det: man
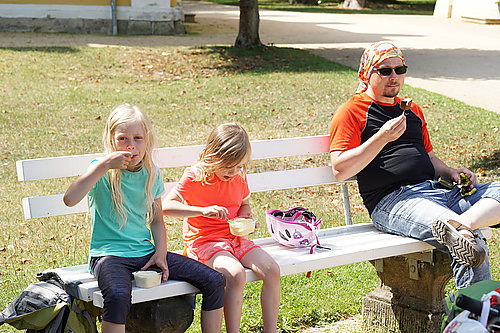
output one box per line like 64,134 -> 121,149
329,41 -> 500,288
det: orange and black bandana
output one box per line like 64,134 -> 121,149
356,41 -> 406,94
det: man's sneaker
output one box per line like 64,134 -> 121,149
432,219 -> 486,267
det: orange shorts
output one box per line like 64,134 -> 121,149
187,237 -> 259,262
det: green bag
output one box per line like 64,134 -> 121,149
0,271 -> 100,333
442,280 -> 500,331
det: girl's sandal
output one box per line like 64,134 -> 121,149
432,219 -> 486,267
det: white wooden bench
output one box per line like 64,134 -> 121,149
16,135 -> 461,332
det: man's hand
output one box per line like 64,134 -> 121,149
331,113 -> 407,182
450,168 -> 477,187
378,113 -> 407,143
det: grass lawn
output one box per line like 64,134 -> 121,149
0,42 -> 499,332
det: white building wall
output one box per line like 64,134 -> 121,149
434,0 -> 499,18
0,0 -> 185,35
0,0 -> 179,21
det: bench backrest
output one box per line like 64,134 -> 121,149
16,135 -> 354,224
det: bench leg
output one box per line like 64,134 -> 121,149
126,295 -> 195,333
362,250 -> 452,333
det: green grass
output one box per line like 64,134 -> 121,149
202,0 -> 437,15
1,44 -> 499,333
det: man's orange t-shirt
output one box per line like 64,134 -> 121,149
329,93 -> 435,214
329,93 -> 433,153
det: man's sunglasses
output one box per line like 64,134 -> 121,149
374,66 -> 408,76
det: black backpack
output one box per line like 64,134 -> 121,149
0,271 -> 100,333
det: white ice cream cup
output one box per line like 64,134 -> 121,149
228,217 -> 256,236
133,270 -> 161,289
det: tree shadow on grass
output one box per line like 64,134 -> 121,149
199,45 -> 354,74
0,44 -> 353,75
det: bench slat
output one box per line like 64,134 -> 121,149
248,223 -> 434,279
247,166 -> 336,192
249,136 -> 330,159
16,136 -> 330,181
153,135 -> 329,168
16,153 -> 103,181
94,280 -> 200,308
21,166 -> 341,219
21,195 -> 88,219
153,145 -> 203,168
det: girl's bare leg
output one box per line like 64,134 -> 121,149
205,251 -> 247,333
101,321 -> 125,333
241,247 -> 281,333
201,307 -> 223,333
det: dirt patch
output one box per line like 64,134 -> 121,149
301,315 -> 366,333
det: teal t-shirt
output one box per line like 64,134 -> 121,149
88,161 -> 165,258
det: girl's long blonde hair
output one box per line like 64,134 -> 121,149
196,122 -> 252,184
102,104 -> 158,227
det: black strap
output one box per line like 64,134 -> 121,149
71,302 -> 96,333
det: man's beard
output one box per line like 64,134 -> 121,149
383,86 -> 400,98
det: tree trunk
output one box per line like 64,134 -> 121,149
342,0 -> 366,9
234,0 -> 263,49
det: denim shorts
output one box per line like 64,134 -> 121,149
90,251 -> 225,325
371,180 -> 500,288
